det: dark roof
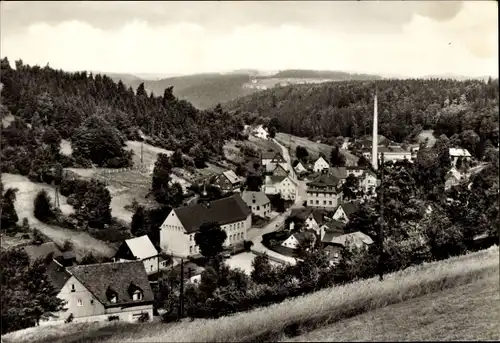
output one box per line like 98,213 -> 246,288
62,251 -> 76,260
308,173 -> 341,188
271,153 -> 286,163
322,219 -> 346,231
23,242 -> 62,262
67,261 -> 154,308
173,194 -> 251,234
322,229 -> 347,244
173,261 -> 205,278
293,230 -> 316,245
46,260 -> 72,293
340,202 -> 359,217
329,167 -> 348,179
291,207 -> 314,221
378,146 -> 409,154
310,210 -> 328,226
268,175 -> 288,184
346,166 -> 367,171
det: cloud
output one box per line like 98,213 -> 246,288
0,1 -> 497,77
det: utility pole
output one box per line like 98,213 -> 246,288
378,153 -> 385,282
178,258 -> 184,320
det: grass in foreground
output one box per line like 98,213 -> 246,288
3,246 -> 498,343
283,271 -> 500,342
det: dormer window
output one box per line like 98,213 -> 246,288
106,286 -> 118,304
132,290 -> 143,301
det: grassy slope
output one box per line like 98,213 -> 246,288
4,247 -> 498,343
275,132 -> 359,166
0,173 -> 114,259
284,272 -> 499,342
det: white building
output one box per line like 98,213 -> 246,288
376,146 -> 412,163
113,235 -> 167,275
294,161 -> 307,174
332,203 -> 359,224
306,173 -> 343,209
160,194 -> 252,257
449,148 -> 472,167
262,151 -> 288,172
359,170 -> 378,194
253,125 -> 269,139
241,191 -> 272,217
263,174 -> 298,200
281,230 -> 317,250
313,156 -> 330,172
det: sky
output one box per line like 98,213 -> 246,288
1,1 -> 498,78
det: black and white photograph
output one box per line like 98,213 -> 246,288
0,1 -> 498,342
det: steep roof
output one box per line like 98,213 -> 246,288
314,156 -> 329,165
241,191 -> 270,206
271,153 -> 286,163
293,230 -> 317,245
124,235 -> 158,260
309,209 -> 328,226
267,175 -> 288,185
378,146 -> 409,154
307,173 -> 341,188
449,148 -> 472,157
339,202 -> 359,217
262,151 -> 282,160
46,260 -> 72,293
222,170 -> 241,184
173,194 -> 251,234
322,228 -> 346,243
322,220 -> 346,232
328,231 -> 374,248
67,261 -> 154,308
346,165 -> 367,171
23,242 -> 62,262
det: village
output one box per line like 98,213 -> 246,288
9,94 -> 485,327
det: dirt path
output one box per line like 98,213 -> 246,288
1,173 -> 115,259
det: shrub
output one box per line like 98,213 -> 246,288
108,316 -> 119,322
138,312 -> 150,323
64,313 -> 74,324
243,240 -> 254,252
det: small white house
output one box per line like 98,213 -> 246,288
253,125 -> 269,140
449,148 -> 472,167
313,156 -> 330,173
294,161 -> 307,174
241,191 -> 272,217
113,235 -> 164,275
359,170 -> 378,194
263,175 -> 298,200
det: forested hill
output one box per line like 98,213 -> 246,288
225,78 -> 499,156
0,57 -> 245,177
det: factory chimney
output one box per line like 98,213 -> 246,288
372,88 -> 379,170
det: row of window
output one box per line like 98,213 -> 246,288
310,199 -> 335,206
307,192 -> 339,197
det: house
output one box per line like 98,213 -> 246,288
377,146 -> 412,163
346,166 -> 367,178
113,235 -> 167,275
172,261 -> 206,284
449,148 -> 472,167
281,230 -> 317,250
332,202 -> 359,224
160,194 -> 252,258
23,242 -> 63,264
328,167 -> 348,182
263,174 -> 298,200
262,151 -> 288,173
327,231 -> 374,250
313,156 -> 330,172
294,161 -> 307,174
212,170 -> 243,193
241,191 -> 272,217
269,163 -> 289,176
445,167 -> 465,190
253,125 -> 269,139
42,261 -> 154,325
306,173 -> 343,209
304,209 -> 330,233
359,170 -> 378,194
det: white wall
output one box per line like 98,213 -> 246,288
250,201 -> 271,217
160,210 -> 190,257
277,177 -> 297,200
307,191 -> 341,208
282,235 -> 299,249
313,158 -> 330,172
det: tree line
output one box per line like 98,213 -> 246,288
226,78 -> 499,159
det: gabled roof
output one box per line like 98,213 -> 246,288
262,151 -> 283,160
362,169 -> 377,178
378,146 -> 410,154
67,261 -> 154,308
293,230 -> 317,245
322,228 -> 346,243
222,170 -> 241,185
241,191 -> 270,206
322,219 -> 346,232
308,209 -> 328,226
23,242 -> 62,262
449,148 -> 472,157
338,202 -> 359,217
46,259 -> 72,293
346,165 -> 367,171
270,153 -> 286,163
328,231 -> 374,248
267,174 -> 296,186
314,156 -> 329,165
173,194 -> 251,234
307,173 -> 341,188
271,163 -> 289,174
124,235 -> 157,260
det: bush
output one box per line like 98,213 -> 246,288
108,316 -> 119,322
244,240 -> 254,252
64,313 -> 74,323
138,312 -> 150,323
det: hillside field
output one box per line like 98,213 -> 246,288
4,246 -> 497,343
275,132 -> 359,166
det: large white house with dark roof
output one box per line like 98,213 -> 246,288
113,235 -> 168,275
212,170 -> 243,193
160,194 -> 252,257
41,261 -> 154,326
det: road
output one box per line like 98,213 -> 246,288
272,138 -> 304,208
1,173 -> 116,260
249,209 -> 297,265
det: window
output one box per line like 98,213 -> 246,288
132,291 -> 143,301
77,299 -> 83,307
190,235 -> 192,241
316,200 -> 319,204
71,284 -> 75,292
310,200 -> 313,204
150,265 -> 154,271
329,201 -> 332,205
110,295 -> 117,303
323,200 -> 326,205
90,299 -> 94,305
257,206 -> 260,210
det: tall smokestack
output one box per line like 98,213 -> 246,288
372,88 -> 378,170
